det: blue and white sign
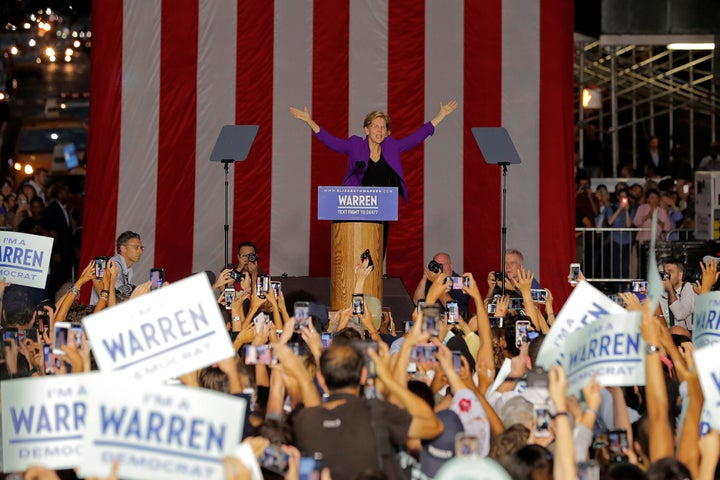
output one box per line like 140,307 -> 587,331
536,281 -> 627,369
318,186 -> 398,221
693,292 -> 720,349
83,273 -> 234,381
694,343 -> 720,430
0,231 -> 53,289
563,313 -> 645,395
78,378 -> 246,480
1,373 -> 99,472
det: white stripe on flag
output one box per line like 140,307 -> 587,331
503,0 -> 541,274
120,0 -> 160,281
195,0 -> 238,273
349,0 -> 389,124
425,0 -> 464,271
270,0 -> 314,276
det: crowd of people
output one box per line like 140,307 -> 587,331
0,229 -> 718,480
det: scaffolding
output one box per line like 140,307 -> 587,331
575,38 -> 718,176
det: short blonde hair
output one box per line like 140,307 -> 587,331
363,111 -> 391,131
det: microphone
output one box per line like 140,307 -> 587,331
703,255 -> 720,264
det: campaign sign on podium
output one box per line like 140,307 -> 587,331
318,186 -> 398,221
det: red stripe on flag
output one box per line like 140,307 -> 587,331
233,1 -> 274,273
156,0 -> 198,281
309,0 -> 350,276
386,0 -> 425,290
81,0 -> 123,288
539,0 -> 575,304
463,0 -> 502,280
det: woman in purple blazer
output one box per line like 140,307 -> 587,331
290,101 -> 458,202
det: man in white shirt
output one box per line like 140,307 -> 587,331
91,231 -> 144,304
659,258 -> 696,331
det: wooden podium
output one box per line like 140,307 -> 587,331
318,186 -> 398,311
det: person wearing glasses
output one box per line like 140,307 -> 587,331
91,231 -> 144,304
290,100 -> 458,252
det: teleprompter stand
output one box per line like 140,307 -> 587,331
210,125 -> 259,267
471,128 -> 522,297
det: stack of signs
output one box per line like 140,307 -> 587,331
2,273 -> 247,479
82,273 -> 235,381
535,281 -> 626,370
0,231 -> 53,289
562,312 -> 645,396
693,292 -> 720,349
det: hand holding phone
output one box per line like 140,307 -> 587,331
569,263 -> 581,285
150,268 -> 165,291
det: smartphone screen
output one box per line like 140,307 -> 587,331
410,343 -> 439,365
569,263 -> 581,285
70,325 -> 83,347
321,332 -> 333,349
94,257 -> 108,279
489,316 -> 503,328
534,404 -> 551,437
421,306 -> 440,337
515,320 -> 531,348
271,281 -> 281,298
150,268 -> 164,291
530,289 -> 547,303
487,303 -> 497,315
244,344 -> 275,365
258,444 -> 290,475
446,301 -> 459,324
352,294 -> 364,315
224,288 -> 236,310
256,275 -> 269,298
53,322 -> 71,355
608,430 -> 629,463
416,299 -> 425,313
451,351 -> 463,373
631,281 -> 648,294
294,301 -> 310,330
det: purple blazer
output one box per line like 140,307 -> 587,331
313,122 -> 435,203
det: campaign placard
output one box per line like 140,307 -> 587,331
694,343 -> 720,430
317,186 -> 398,221
535,281 -> 627,369
692,292 -> 720,349
0,231 -> 53,289
1,373 -> 99,472
83,273 -> 234,381
79,378 -> 246,480
563,313 -> 645,395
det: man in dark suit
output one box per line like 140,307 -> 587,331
43,183 -> 74,299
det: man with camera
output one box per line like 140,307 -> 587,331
486,249 -> 542,298
659,258 -> 696,331
412,252 -> 470,313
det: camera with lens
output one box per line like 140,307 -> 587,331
660,271 -> 670,281
247,253 -> 258,263
428,260 -> 442,274
229,269 -> 244,281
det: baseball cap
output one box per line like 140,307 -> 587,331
420,409 -> 464,477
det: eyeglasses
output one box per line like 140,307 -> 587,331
124,243 -> 145,251
369,124 -> 387,131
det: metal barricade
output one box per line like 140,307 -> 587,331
575,227 -> 701,286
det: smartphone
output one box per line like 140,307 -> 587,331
404,320 -> 415,333
489,316 -> 503,328
533,404 -> 552,438
271,281 -> 281,299
631,281 -> 648,294
53,321 -> 71,354
224,287 -> 236,310
454,433 -> 481,457
608,294 -> 625,307
94,256 -> 109,279
44,344 -> 59,374
352,294 -> 364,316
3,328 -> 18,346
509,297 -> 524,310
150,268 -> 164,291
244,344 -> 276,365
451,350 -> 463,373
416,299 -> 425,313
294,301 -> 310,331
530,289 -> 547,304
607,429 -> 629,463
410,343 -> 439,365
421,306 -> 440,337
258,444 -> 290,475
70,324 -> 83,347
253,313 -> 271,333
494,271 -> 504,282
446,276 -> 470,291
360,249 -> 374,268
515,320 -> 531,348
569,263 -> 581,285
446,301 -> 460,325
321,332 -> 333,349
256,275 -> 269,299
487,303 -> 497,315
299,453 -> 323,480
620,197 -> 629,207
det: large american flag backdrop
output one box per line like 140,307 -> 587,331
83,0 -> 576,304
